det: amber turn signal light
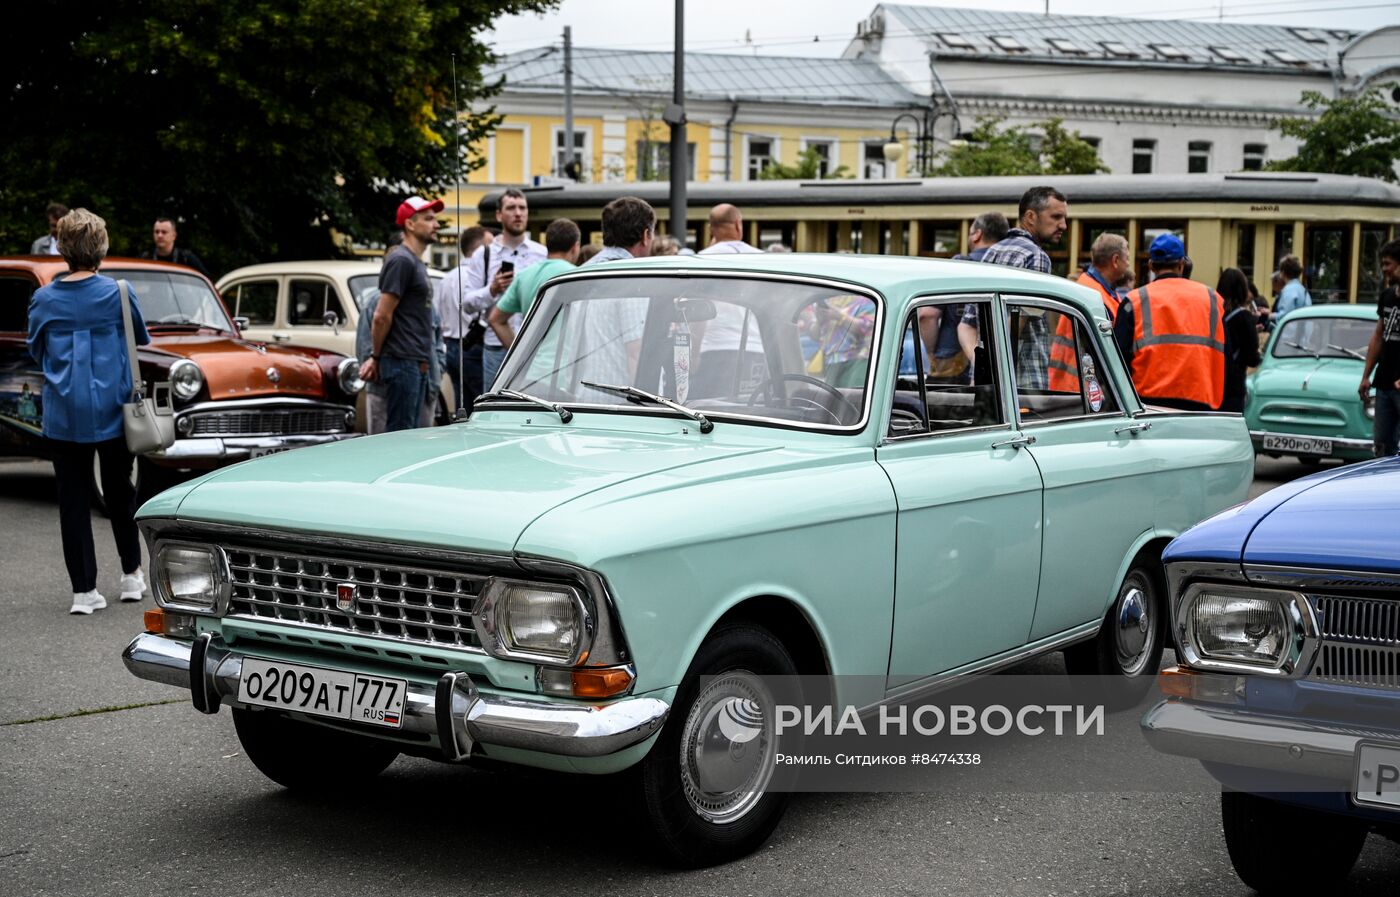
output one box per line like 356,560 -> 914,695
571,667 -> 635,698
1157,665 -> 1194,698
144,607 -> 165,634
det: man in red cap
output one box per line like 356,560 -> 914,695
360,195 -> 442,431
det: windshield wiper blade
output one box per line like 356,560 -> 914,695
474,389 -> 573,423
580,381 -> 713,434
1284,339 -> 1320,359
1326,343 -> 1365,361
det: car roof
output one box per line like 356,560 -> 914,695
1275,303 -> 1379,320
1,256 -> 212,284
560,252 -> 1105,317
219,260 -> 385,276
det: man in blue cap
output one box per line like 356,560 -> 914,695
1114,233 -> 1226,410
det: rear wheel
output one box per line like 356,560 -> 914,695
631,623 -> 800,867
1064,558 -> 1165,710
1221,790 -> 1366,893
232,708 -> 400,792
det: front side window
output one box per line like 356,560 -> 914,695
888,300 -> 1004,438
1005,300 -> 1120,422
226,279 -> 278,326
288,279 -> 346,326
498,276 -> 880,430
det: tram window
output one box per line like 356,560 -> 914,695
1359,225 -> 1391,305
1236,224 -> 1256,281
1305,226 -> 1350,304
1132,139 -> 1156,174
1137,222 -> 1185,284
918,222 -> 960,258
1243,144 -> 1267,171
1078,222 -> 1127,272
1274,226 -> 1295,271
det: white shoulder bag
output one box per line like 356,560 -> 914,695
118,279 -> 175,454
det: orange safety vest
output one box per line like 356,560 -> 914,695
1048,271 -> 1121,392
1128,276 -> 1225,409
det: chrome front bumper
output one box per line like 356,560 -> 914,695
124,632 -> 669,760
150,432 -> 360,465
1142,699 -> 1395,782
1249,429 -> 1373,454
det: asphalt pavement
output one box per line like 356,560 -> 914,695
2,455 -> 1397,896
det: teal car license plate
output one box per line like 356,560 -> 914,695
238,658 -> 406,729
1262,434 -> 1332,455
1354,742 -> 1400,811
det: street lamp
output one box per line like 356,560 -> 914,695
882,108 -> 965,177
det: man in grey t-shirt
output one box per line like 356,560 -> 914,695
361,195 -> 441,432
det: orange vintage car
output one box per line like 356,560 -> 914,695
0,256 -> 362,503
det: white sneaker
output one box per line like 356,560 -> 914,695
70,590 -> 108,615
119,568 -> 148,602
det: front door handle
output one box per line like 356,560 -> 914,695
271,332 -> 292,342
991,434 -> 1036,450
1113,422 -> 1152,437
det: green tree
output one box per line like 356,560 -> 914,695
757,147 -> 853,180
932,116 -> 1108,177
0,0 -> 553,273
1267,84 -> 1400,183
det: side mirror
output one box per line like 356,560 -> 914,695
233,316 -> 250,331
323,310 -> 341,335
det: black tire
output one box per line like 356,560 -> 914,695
1064,558 -> 1166,710
631,623 -> 801,867
232,707 -> 399,792
1221,790 -> 1366,893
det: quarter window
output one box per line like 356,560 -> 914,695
228,279 -> 278,326
887,300 -> 1004,437
1004,301 -> 1119,422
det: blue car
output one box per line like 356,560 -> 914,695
1143,456 -> 1400,893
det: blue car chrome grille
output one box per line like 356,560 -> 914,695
1309,595 -> 1400,689
225,547 -> 486,649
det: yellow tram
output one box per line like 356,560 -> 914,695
479,173 -> 1400,304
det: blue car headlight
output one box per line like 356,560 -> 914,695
1177,583 -> 1313,675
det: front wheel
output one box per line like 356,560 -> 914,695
232,708 -> 399,792
1064,559 -> 1165,710
631,623 -> 800,867
1221,790 -> 1367,893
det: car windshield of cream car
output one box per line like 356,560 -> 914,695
490,274 -> 880,430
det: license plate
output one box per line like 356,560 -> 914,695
1353,742 -> 1400,810
237,658 -> 406,729
249,446 -> 293,459
1261,434 -> 1332,455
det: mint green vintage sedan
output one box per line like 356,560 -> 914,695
1245,304 -> 1379,463
124,254 -> 1252,865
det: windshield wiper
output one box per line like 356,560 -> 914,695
1326,343 -> 1365,361
474,389 -> 573,423
1284,339 -> 1320,359
580,381 -> 714,434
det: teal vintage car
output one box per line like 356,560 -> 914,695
1246,304 -> 1378,463
123,254 -> 1252,865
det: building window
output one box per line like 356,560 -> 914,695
801,139 -> 836,178
863,142 -> 890,179
1243,143 -> 1267,171
638,140 -> 696,181
1187,141 -> 1211,173
552,127 -> 590,180
746,138 -> 774,180
1132,139 -> 1155,174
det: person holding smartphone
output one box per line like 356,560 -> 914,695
455,189 -> 546,392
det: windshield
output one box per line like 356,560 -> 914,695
107,269 -> 234,332
496,275 -> 881,430
1272,315 -> 1372,360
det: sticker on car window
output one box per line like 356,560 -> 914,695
1083,354 -> 1104,412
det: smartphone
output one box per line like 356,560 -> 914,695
498,261 -> 515,275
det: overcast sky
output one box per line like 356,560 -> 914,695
487,0 -> 1398,57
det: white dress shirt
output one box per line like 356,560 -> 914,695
435,237 -> 546,346
697,240 -> 764,352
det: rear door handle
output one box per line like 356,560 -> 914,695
1113,422 -> 1152,437
991,434 -> 1036,450
271,332 -> 292,342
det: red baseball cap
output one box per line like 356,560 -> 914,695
395,195 -> 444,227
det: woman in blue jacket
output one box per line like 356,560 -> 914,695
27,209 -> 151,615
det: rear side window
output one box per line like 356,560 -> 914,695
0,275 -> 38,332
1004,299 -> 1120,422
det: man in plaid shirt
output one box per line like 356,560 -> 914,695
958,186 -> 1070,388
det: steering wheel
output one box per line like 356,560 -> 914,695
748,373 -> 861,425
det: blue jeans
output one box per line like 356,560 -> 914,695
379,355 -> 429,433
482,345 -> 508,392
445,338 -> 483,413
1376,387 -> 1400,457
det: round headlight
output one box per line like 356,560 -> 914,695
337,357 -> 364,395
169,359 -> 204,401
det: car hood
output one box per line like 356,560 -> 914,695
161,419 -> 780,554
145,334 -> 325,399
1250,357 -> 1361,402
1242,457 -> 1400,574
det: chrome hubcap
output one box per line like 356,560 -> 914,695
679,671 -> 775,824
1114,585 -> 1152,675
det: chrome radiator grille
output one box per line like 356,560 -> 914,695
226,547 -> 486,649
189,408 -> 347,437
1308,594 -> 1400,690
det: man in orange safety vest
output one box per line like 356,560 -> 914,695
1049,233 -> 1132,392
